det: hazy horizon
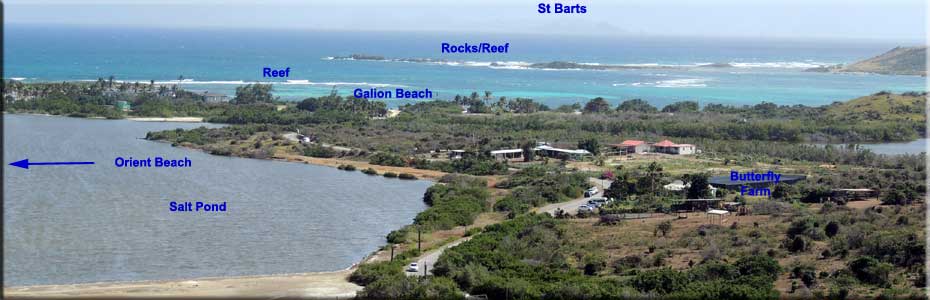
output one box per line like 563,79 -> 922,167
4,0 -> 927,43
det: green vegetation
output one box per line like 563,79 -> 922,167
494,166 -> 588,214
616,98 -> 658,113
433,214 -> 633,299
398,173 -> 417,180
8,80 -> 926,298
414,175 -> 489,231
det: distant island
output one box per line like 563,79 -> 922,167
806,46 -> 927,76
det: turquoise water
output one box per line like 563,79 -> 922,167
4,25 -> 926,108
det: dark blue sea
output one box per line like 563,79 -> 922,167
4,25 -> 925,107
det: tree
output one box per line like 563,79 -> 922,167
233,84 -> 275,104
583,97 -> 611,113
640,162 -> 665,196
577,138 -> 601,155
616,98 -> 658,113
771,183 -> 795,200
521,141 -> 536,162
661,101 -> 699,113
686,173 -> 711,199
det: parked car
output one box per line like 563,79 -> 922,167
588,197 -> 609,207
586,187 -> 599,195
578,204 -> 595,213
406,262 -> 419,272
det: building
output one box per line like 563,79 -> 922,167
490,149 -> 524,161
448,150 -> 467,160
115,100 -> 131,111
202,92 -> 228,103
533,143 -> 592,161
652,140 -> 696,155
609,140 -> 650,155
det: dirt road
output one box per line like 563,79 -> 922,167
405,237 -> 472,277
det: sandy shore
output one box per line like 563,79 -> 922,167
126,116 -> 204,122
276,153 -> 450,181
4,270 -> 361,298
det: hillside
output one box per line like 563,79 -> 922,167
840,46 -> 926,76
826,91 -> 926,122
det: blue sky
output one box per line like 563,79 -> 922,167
4,0 -> 927,42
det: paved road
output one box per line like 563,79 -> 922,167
405,237 -> 472,277
536,178 -> 612,216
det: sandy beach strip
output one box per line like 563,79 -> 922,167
126,116 -> 204,122
3,269 -> 362,298
275,153 -> 450,181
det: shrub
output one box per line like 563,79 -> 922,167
848,256 -> 892,287
657,220 -> 672,237
735,255 -> 782,281
825,221 -> 840,238
612,256 -> 642,274
362,167 -> 378,175
583,254 -> 607,275
386,227 -> 408,244
349,260 -> 404,286
383,172 -> 398,178
788,236 -> 807,253
398,173 -> 417,180
303,144 -> 335,158
342,164 -> 357,171
631,267 -> 689,293
369,152 -> 406,167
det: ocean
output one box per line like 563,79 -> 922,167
4,25 -> 926,108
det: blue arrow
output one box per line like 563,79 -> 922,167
9,159 -> 95,170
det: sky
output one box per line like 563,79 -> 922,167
4,0 -> 928,42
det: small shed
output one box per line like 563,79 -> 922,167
706,209 -> 731,224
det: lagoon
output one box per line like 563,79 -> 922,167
3,114 -> 431,286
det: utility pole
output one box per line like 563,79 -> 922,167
417,225 -> 422,252
390,244 -> 395,262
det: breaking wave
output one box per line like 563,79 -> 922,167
613,78 -> 710,88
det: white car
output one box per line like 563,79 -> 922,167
578,205 -> 595,213
406,262 -> 419,272
587,187 -> 599,195
588,197 -> 609,207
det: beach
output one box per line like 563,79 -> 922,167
4,270 -> 361,298
126,117 -> 204,122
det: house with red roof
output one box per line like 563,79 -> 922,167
652,139 -> 695,155
608,140 -> 650,155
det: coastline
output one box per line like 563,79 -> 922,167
4,112 -> 204,123
125,116 -> 204,123
3,269 -> 362,298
